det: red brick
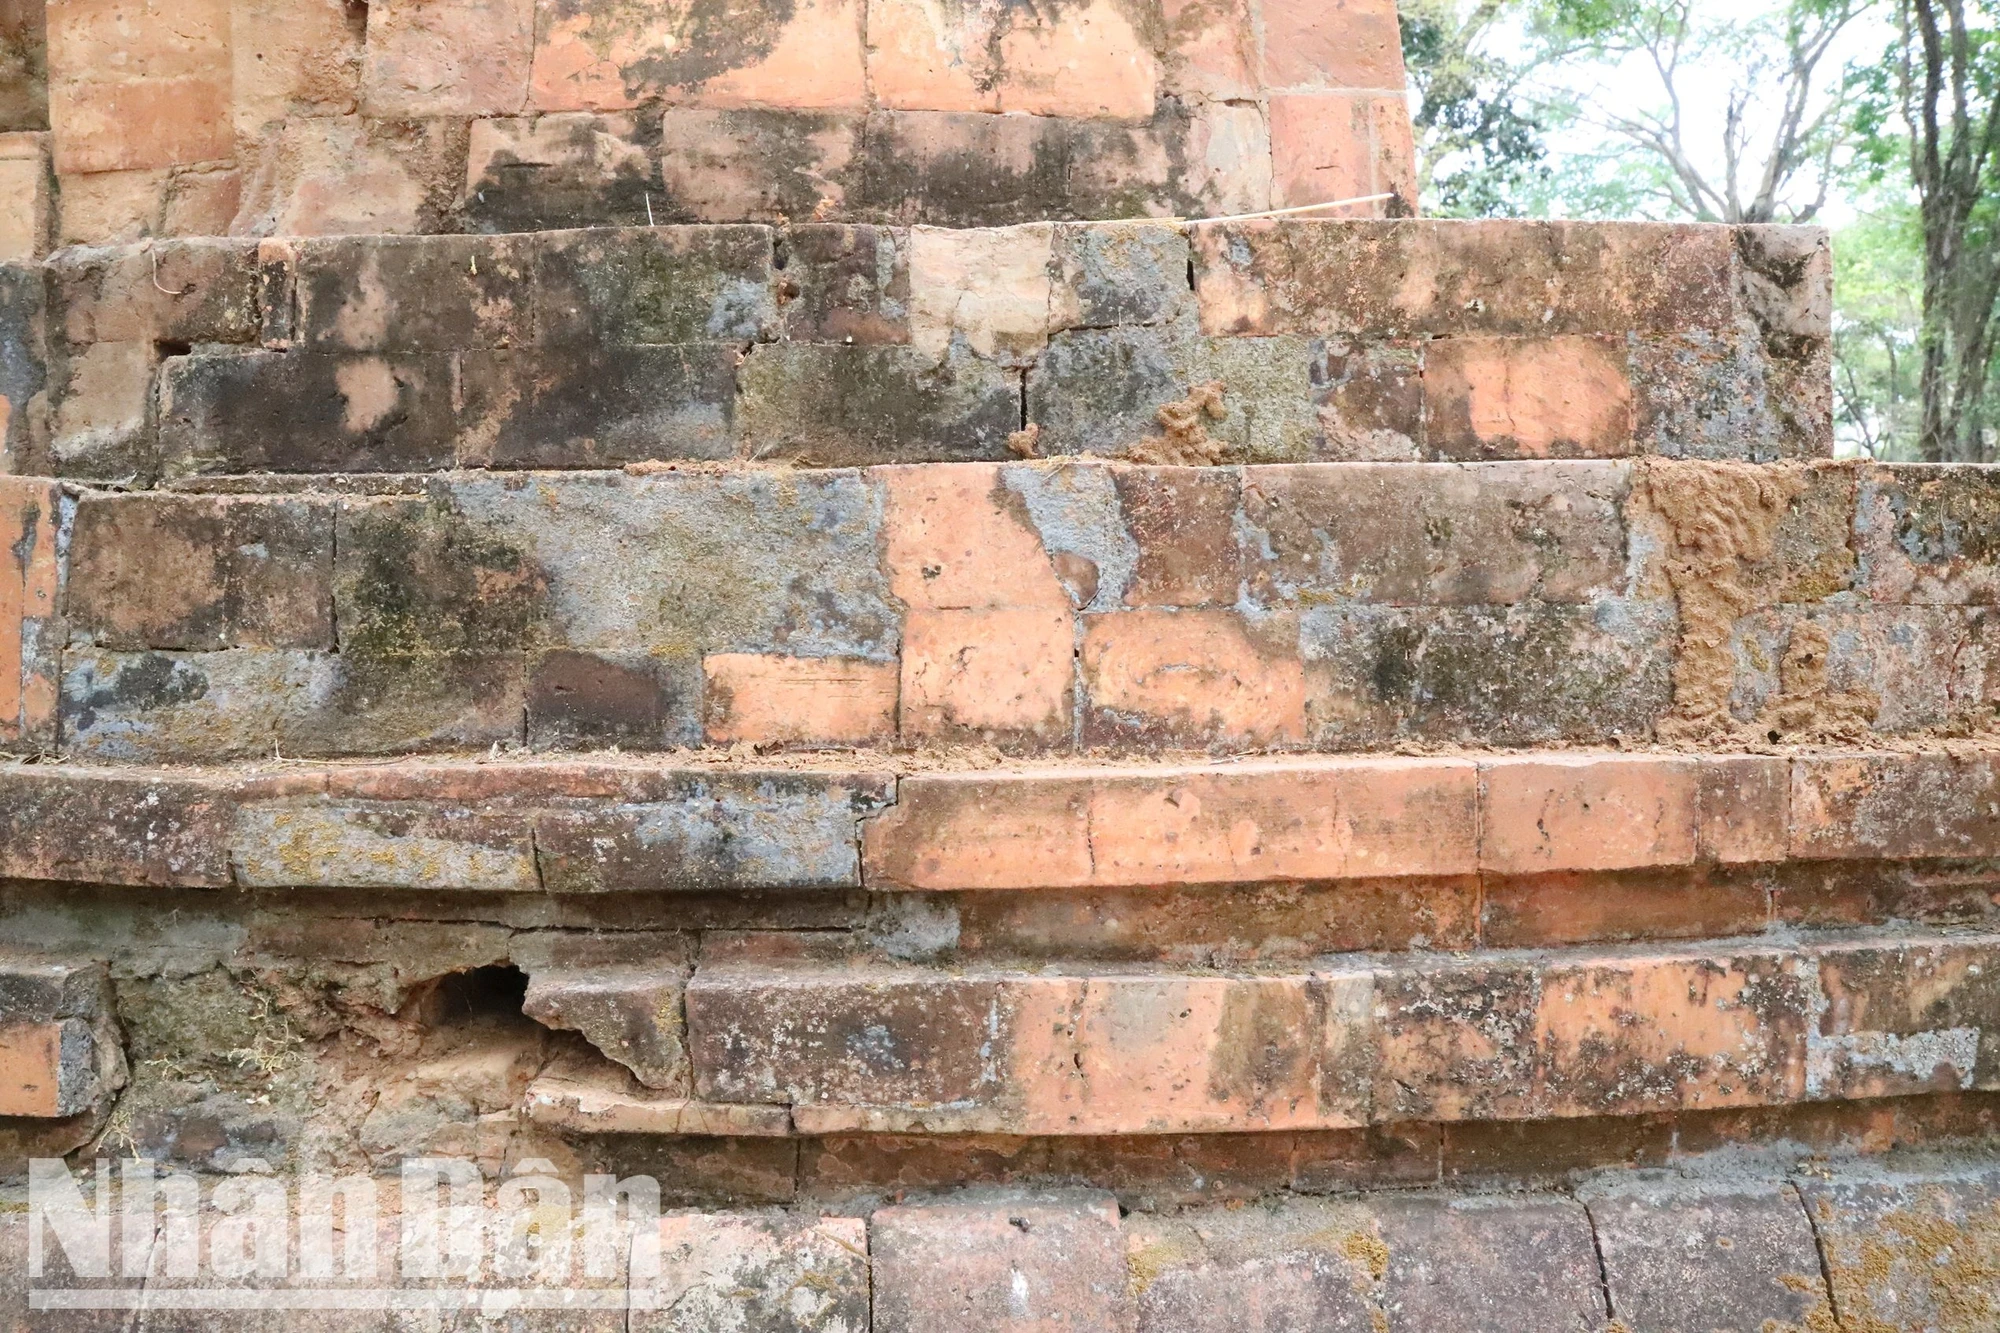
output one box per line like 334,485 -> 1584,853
1269,92 -> 1415,212
1697,754 -> 1789,863
863,773 -> 1095,891
1263,0 -> 1407,90
1080,609 -> 1307,748
0,477 -> 61,747
1808,932 -> 2000,1100
703,653 -> 897,745
881,462 -> 1069,611
1480,754 -> 1699,875
1161,0 -> 1260,100
1426,336 -> 1635,458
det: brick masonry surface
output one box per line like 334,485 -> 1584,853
4,0 -> 1415,251
6,456 -> 1996,759
6,1160 -> 2000,1329
0,219 -> 1828,481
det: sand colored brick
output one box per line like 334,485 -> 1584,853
47,0 -> 232,174
1263,0 -> 1407,90
363,0 -> 533,117
1269,92 -> 1414,212
1080,608 -> 1308,748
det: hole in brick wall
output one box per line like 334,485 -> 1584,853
343,0 -> 369,43
412,964 -> 529,1030
155,340 -> 192,359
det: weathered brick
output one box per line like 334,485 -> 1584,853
457,344 -> 738,466
867,0 -> 1158,118
738,343 -> 1020,464
46,237 -> 259,346
532,771 -> 893,892
1479,865 -> 1771,948
854,109 -> 1069,228
1268,92 -> 1414,212
1697,753 -> 1790,863
230,800 -> 538,890
1368,1196 -> 1608,1332
1241,461 -> 1631,606
523,968 -> 689,1091
1426,336 -> 1635,459
0,958 -> 118,1120
1160,0 -> 1259,101
1480,754 -> 1700,875
657,107 -> 863,224
47,0 -> 232,174
48,337 -> 153,480
1797,1167 -> 2000,1329
1192,220 -> 1740,339
157,350 -> 455,475
1856,463 -> 2000,605
692,963 -> 1371,1135
1054,222 -> 1191,331
1080,608 -> 1307,749
1125,1199 -> 1384,1332
639,1212 -> 870,1333
362,0 -> 533,117
873,1194 -> 1131,1333
528,649 -> 700,749
1791,753 -> 2000,862
1809,932 -> 2000,1100
1299,600 -> 1676,747
0,263 -> 46,471
60,647 -> 527,761
1311,338 -> 1423,459
291,234 -> 535,351
464,112 -> 658,233
703,653 -> 898,745
0,768 -> 232,885
67,494 -> 336,652
232,114 -> 467,237
0,474 -> 61,747
531,0 -> 867,112
780,223 -> 912,344
1112,466 -> 1241,608
0,1020 -> 95,1116
1264,0 -> 1406,90
533,225 -> 775,345
865,759 -> 1480,891
909,223 -> 1056,366
1376,945 -> 1810,1122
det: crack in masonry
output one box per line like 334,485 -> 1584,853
1579,1198 -> 1617,1322
1788,1179 -> 1844,1326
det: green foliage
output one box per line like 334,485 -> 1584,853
1398,0 -> 1556,216
1832,197 -> 1925,457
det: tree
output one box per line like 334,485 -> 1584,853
1831,200 -> 1926,456
1880,0 -> 2000,460
1398,0 -> 1558,216
1549,0 -> 1867,223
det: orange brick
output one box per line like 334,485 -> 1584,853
0,477 -> 63,747
899,605 -> 1075,744
1480,754 -> 1699,875
363,0 -> 534,117
1009,971 -> 1369,1133
866,0 -> 1158,117
0,1022 -> 70,1117
1263,0 -> 1407,90
1162,0 -> 1260,100
0,135 -> 50,262
48,0 -> 233,174
864,772 -> 1097,891
1088,758 -> 1479,886
880,462 -> 1068,611
1080,609 -> 1306,748
1268,91 -> 1415,211
1426,336 -> 1635,458
702,653 -> 897,746
531,0 -> 867,112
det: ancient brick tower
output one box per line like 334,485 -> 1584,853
3,0 -> 2000,1327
